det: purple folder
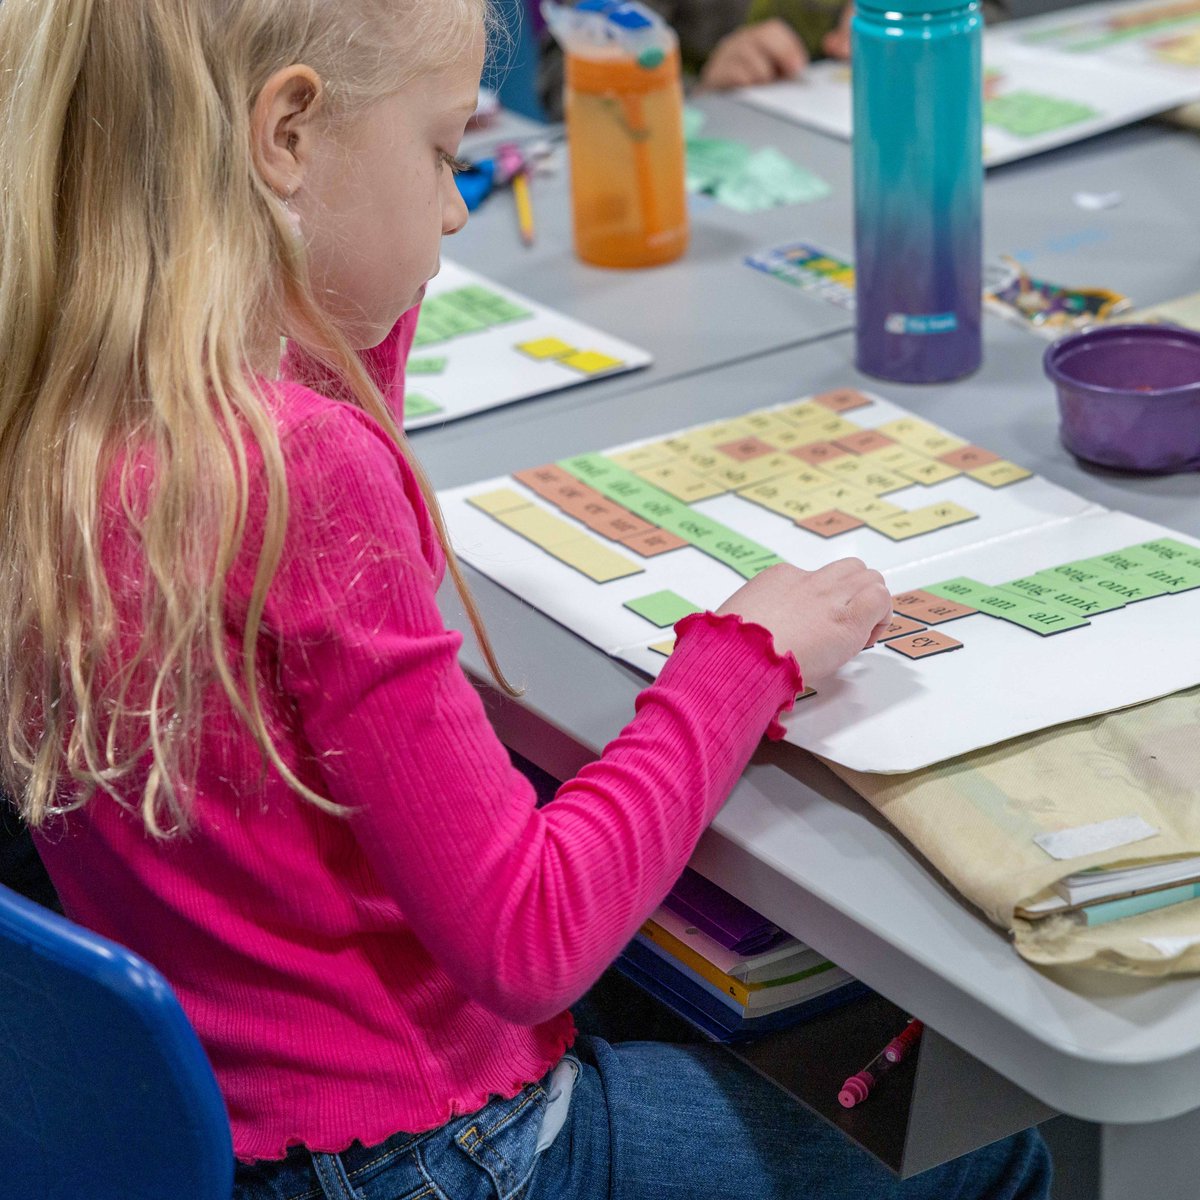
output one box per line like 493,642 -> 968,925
663,868 -> 791,956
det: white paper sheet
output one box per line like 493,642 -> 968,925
439,390 -> 1200,774
735,7 -> 1200,169
403,261 -> 651,430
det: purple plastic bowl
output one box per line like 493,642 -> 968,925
1043,324 -> 1200,473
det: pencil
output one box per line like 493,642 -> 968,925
512,169 -> 535,247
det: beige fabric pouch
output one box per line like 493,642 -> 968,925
822,687 -> 1200,976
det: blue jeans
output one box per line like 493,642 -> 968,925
232,1037 -> 1051,1200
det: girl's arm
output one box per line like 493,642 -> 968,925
264,402 -> 802,1027
280,307 -> 420,423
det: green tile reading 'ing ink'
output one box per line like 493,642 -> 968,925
623,591 -> 702,628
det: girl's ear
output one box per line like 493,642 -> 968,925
251,65 -> 324,198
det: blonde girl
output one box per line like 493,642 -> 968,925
0,1 -> 1050,1196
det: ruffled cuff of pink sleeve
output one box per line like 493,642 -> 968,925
672,611 -> 804,741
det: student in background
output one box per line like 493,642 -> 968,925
0,0 -> 1049,1197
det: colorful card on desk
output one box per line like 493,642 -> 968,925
400,261 -> 651,430
439,385 -> 1200,774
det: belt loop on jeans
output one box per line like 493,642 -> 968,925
311,1152 -> 361,1200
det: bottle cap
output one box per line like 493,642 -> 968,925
857,0 -> 979,15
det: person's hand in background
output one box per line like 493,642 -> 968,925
698,18 -> 809,89
822,4 -> 855,60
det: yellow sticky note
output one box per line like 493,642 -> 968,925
497,505 -> 580,548
468,488 -> 531,516
648,638 -> 677,657
560,349 -> 625,375
517,337 -> 576,360
967,460 -> 1034,488
552,536 -> 644,583
898,458 -> 962,486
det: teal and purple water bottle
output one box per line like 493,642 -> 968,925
851,0 -> 983,383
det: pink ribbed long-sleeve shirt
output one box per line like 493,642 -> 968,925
34,311 -> 802,1161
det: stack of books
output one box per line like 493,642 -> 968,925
617,869 -> 866,1042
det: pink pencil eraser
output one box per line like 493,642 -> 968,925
838,1072 -> 872,1108
883,1038 -> 905,1064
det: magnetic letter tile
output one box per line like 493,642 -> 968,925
797,510 -> 865,537
836,429 -> 896,455
551,537 -> 644,583
624,591 -> 702,628
898,459 -> 962,486
887,631 -> 964,659
623,529 -> 689,557
812,388 -> 873,413
716,437 -> 777,462
789,440 -> 851,466
468,488 -> 531,516
404,394 -> 443,419
939,445 -> 1000,470
966,460 -> 1033,488
876,615 -> 928,642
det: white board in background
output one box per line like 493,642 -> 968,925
404,261 -> 651,430
734,22 -> 1200,168
993,0 -> 1200,75
439,390 -> 1200,774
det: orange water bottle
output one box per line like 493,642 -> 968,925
550,2 -> 689,269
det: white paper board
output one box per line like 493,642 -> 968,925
440,390 -> 1200,774
404,261 -> 651,430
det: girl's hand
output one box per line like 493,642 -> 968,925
716,560 -> 892,683
699,19 -> 809,91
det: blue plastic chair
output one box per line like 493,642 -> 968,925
0,883 -> 233,1200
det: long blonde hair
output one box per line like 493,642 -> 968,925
0,0 -> 513,837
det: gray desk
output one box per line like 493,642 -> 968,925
418,108 -> 1200,1200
